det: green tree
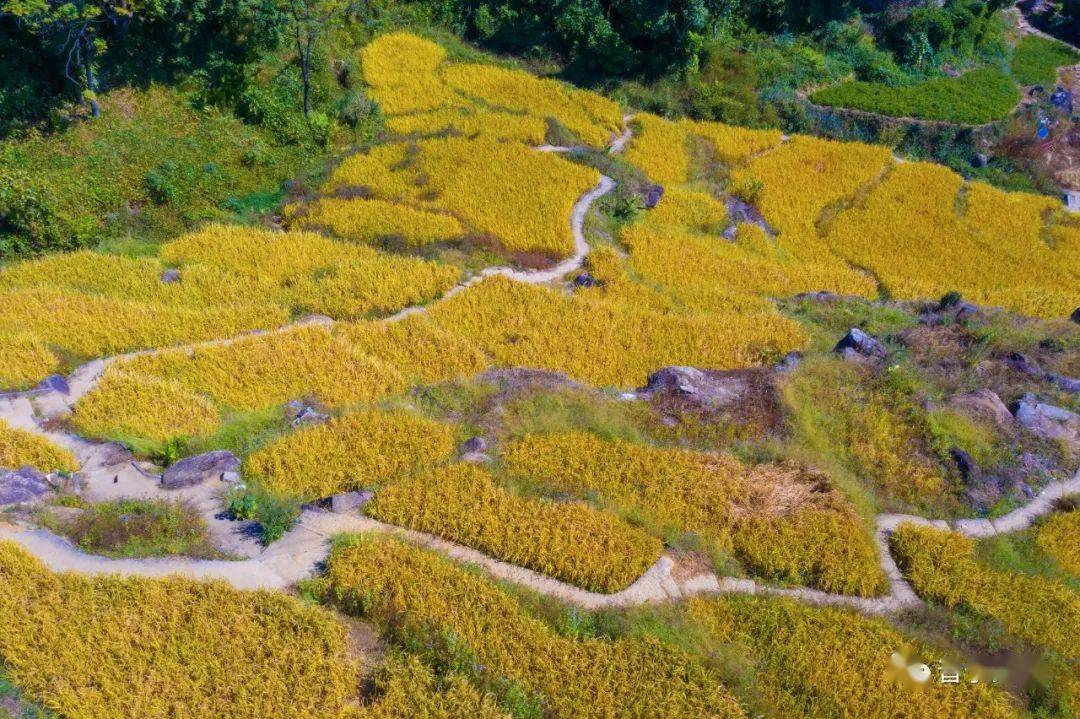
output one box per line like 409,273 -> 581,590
1,1 -> 167,116
282,0 -> 346,120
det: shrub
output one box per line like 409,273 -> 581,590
48,499 -> 221,559
368,463 -> 663,592
810,68 -> 1020,125
0,420 -> 77,473
245,409 -> 456,501
324,534 -> 744,719
891,523 -> 1080,658
0,542 -> 359,718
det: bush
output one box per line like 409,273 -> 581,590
48,499 -> 222,560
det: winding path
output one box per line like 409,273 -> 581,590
1,117 -> 1078,616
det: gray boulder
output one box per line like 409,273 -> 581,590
160,268 -> 181,284
330,490 -> 373,514
775,351 -> 802,373
0,467 -> 51,506
161,450 -> 240,490
949,389 -> 1012,428
834,328 -> 886,360
1047,373 -> 1080,394
35,374 -> 70,395
1013,394 -> 1080,445
643,367 -> 751,408
644,185 -> 665,209
949,448 -> 980,485
461,436 -> 487,454
573,272 -> 598,288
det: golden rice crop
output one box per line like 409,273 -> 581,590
335,314 -> 492,385
159,224 -> 460,319
0,250 -> 270,309
323,143 -> 421,200
502,432 -> 886,595
0,542 -> 360,719
681,120 -> 784,165
0,419 -> 78,473
441,63 -> 621,147
360,32 -> 468,115
324,534 -> 745,719
429,276 -> 807,388
1035,510 -> 1080,576
624,114 -> 690,185
325,138 -> 599,259
109,325 -> 408,413
823,163 -> 1079,318
688,595 -> 1019,719
367,463 -> 663,592
245,409 -> 455,500
407,137 -> 600,258
386,108 -> 548,144
0,287 -> 288,360
730,135 -> 892,279
891,523 -> 1080,658
292,198 -> 465,248
644,188 -> 728,233
72,370 -> 220,444
0,333 -> 59,390
357,653 -> 509,719
622,215 -> 876,313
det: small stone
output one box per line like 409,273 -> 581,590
161,450 -> 240,490
1071,307 -> 1080,324
972,153 -> 989,168
461,437 -> 487,454
35,374 -> 70,395
1047,373 -> 1080,394
949,448 -> 980,485
1006,352 -> 1042,378
949,389 -> 1012,427
834,328 -> 886,359
293,407 -> 329,426
775,351 -> 801,372
644,185 -> 665,209
160,268 -> 181,284
573,272 -> 598,288
331,490 -> 373,514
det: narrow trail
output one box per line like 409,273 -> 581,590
2,118 -> 1078,616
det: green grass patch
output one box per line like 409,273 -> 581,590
810,67 -> 1020,124
41,499 -> 225,560
1010,35 -> 1079,87
0,85 -> 311,258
